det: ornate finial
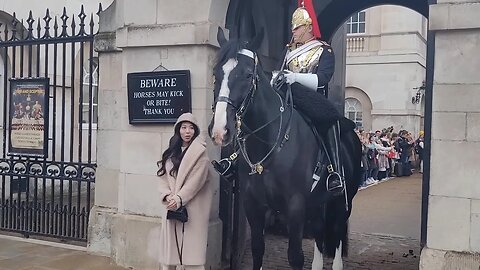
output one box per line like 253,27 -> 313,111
97,3 -> 103,16
53,16 -> 58,37
60,7 -> 69,37
10,12 -> 18,41
89,14 -> 95,35
43,8 -> 52,38
37,18 -> 41,38
71,14 -> 76,36
4,23 -> 8,41
20,19 -> 25,40
26,11 -> 35,39
78,5 -> 87,36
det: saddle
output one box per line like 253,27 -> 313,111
272,74 -> 356,135
273,75 -> 355,195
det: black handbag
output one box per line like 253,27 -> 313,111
166,195 -> 188,223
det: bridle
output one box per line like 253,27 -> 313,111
214,49 -> 258,119
213,48 -> 293,175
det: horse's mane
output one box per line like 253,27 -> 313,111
214,39 -> 245,71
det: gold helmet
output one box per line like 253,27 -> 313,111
291,0 -> 321,38
291,7 -> 312,31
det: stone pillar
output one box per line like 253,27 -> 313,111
420,1 -> 480,269
329,24 -> 347,115
87,1 -> 227,269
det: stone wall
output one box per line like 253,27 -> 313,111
346,57 -> 425,133
87,1 -> 227,269
420,0 -> 480,269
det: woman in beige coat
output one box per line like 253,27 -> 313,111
157,113 -> 213,270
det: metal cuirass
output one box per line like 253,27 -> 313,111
287,44 -> 324,73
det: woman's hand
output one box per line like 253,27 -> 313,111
162,194 -> 171,205
166,198 -> 177,210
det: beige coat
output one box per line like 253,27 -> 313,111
158,124 -> 213,266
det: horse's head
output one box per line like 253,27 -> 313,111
208,27 -> 264,146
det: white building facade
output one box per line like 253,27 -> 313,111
345,5 -> 428,135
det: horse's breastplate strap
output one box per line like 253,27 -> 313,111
287,45 -> 323,73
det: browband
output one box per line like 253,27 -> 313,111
238,49 -> 255,59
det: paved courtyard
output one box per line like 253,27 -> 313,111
241,232 -> 420,270
0,236 -> 127,270
0,174 -> 422,270
241,173 -> 423,269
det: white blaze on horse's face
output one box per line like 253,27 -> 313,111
212,58 -> 238,145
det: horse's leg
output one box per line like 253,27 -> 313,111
310,210 -> 325,270
245,197 -> 266,270
286,193 -> 306,270
326,198 -> 348,270
312,242 -> 324,270
332,241 -> 343,270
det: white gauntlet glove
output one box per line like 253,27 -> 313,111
270,70 -> 281,87
283,70 -> 319,91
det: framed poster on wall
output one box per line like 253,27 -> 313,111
8,78 -> 50,158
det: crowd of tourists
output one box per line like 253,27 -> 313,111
355,126 -> 425,188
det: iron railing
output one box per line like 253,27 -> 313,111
0,5 -> 102,242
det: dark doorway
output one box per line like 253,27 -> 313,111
222,0 -> 433,268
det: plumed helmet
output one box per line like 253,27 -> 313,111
291,7 -> 312,31
291,0 -> 321,38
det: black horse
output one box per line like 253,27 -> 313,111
208,28 -> 362,270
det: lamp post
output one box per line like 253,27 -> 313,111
412,81 -> 426,104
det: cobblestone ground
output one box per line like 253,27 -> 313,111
240,232 -> 420,270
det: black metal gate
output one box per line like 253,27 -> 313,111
0,5 -> 101,242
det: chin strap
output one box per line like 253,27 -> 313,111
293,73 -> 318,91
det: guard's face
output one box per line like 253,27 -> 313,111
292,25 -> 313,44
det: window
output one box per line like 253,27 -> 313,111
347,11 -> 366,34
345,98 -> 363,128
82,59 -> 98,126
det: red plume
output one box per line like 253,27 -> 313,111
298,0 -> 321,38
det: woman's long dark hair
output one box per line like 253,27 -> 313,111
157,121 -> 200,177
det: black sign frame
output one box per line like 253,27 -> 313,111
8,77 -> 50,158
127,70 -> 192,124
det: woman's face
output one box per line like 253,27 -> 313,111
179,122 -> 195,144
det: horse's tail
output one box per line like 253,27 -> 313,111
324,198 -> 349,257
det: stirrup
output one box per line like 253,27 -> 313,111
326,172 -> 344,193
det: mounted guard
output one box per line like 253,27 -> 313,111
212,0 -> 354,197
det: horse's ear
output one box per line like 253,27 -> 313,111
217,27 -> 228,47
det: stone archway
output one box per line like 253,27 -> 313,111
317,0 -> 428,41
228,0 -> 480,269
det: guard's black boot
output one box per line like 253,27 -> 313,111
325,121 -> 345,195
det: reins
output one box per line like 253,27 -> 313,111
214,49 -> 293,175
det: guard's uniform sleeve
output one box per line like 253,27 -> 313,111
316,46 -> 335,87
